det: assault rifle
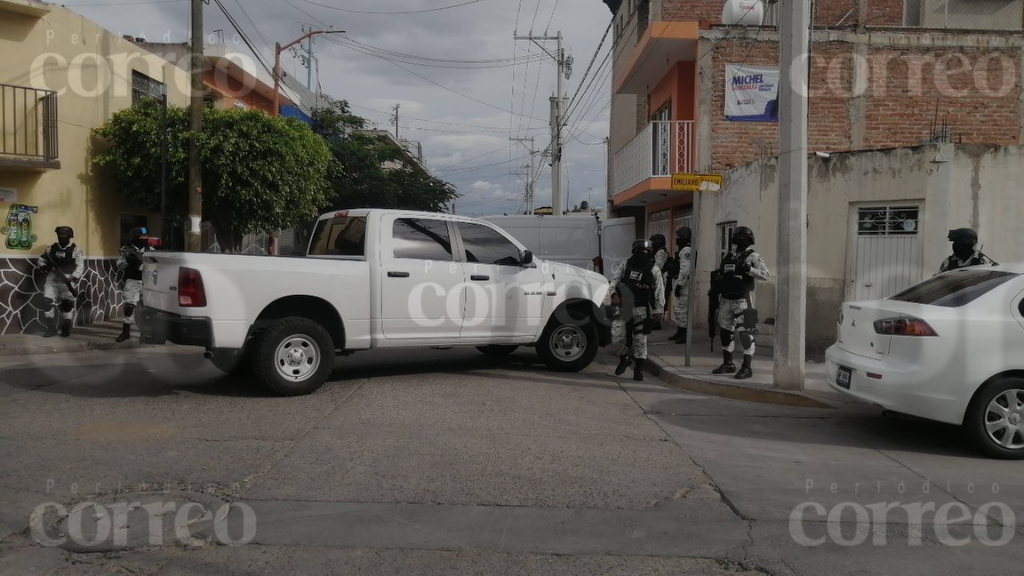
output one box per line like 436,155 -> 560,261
39,253 -> 81,299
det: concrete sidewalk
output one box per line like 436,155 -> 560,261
639,325 -> 844,408
0,321 -> 145,356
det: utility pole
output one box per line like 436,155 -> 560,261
187,0 -> 204,252
273,29 -> 345,117
514,31 -> 571,216
775,0 -> 810,391
511,136 -> 536,214
391,103 -> 400,140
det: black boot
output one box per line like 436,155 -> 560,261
735,355 -> 753,380
116,323 -> 132,343
633,359 -> 644,381
652,321 -> 662,331
615,355 -> 631,376
42,317 -> 58,338
675,328 -> 688,344
59,319 -> 71,338
712,351 -> 735,374
669,327 -> 685,341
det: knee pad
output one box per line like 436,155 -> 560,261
720,329 -> 733,347
738,331 -> 754,349
124,303 -> 136,317
60,300 -> 74,313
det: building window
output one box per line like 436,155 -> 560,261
718,221 -> 737,263
856,206 -> 919,236
131,70 -> 164,105
233,100 -> 248,109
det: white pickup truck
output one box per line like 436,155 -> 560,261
138,209 -> 613,396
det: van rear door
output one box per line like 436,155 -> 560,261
600,217 -> 636,280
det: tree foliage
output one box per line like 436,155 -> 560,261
311,98 -> 458,213
93,98 -> 332,252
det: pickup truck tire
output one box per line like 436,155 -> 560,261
476,345 -> 519,357
252,317 -> 336,396
536,312 -> 599,372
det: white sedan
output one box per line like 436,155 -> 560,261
826,265 -> 1024,459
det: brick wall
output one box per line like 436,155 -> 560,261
866,0 -> 904,26
708,39 -> 1022,171
814,0 -> 858,27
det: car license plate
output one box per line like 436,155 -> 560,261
836,366 -> 852,389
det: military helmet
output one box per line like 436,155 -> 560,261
632,239 -> 653,254
649,233 -> 666,251
675,226 -> 692,242
54,226 -> 74,238
731,226 -> 754,245
130,226 -> 149,240
947,228 -> 978,246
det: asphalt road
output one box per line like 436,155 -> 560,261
0,344 -> 1022,575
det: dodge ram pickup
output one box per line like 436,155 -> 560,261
139,209 -> 612,396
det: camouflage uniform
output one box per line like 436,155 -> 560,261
609,261 -> 665,360
938,251 -> 995,274
672,246 -> 691,328
717,250 -> 769,356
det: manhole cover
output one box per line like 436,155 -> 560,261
33,491 -> 239,553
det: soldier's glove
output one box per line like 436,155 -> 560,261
736,260 -> 751,276
674,284 -> 683,298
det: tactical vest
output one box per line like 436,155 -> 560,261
123,245 -> 146,281
945,254 -> 986,272
717,249 -> 755,298
622,261 -> 656,308
48,243 -> 78,275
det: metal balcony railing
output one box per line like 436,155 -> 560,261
0,84 -> 58,162
612,120 -> 694,196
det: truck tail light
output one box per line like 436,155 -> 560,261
178,267 -> 207,307
873,317 -> 937,336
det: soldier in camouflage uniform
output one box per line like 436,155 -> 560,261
115,227 -> 153,342
36,226 -> 84,338
667,227 -> 692,344
609,239 -> 666,381
711,226 -> 769,380
649,234 -> 668,331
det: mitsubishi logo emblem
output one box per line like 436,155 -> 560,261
851,319 -> 856,327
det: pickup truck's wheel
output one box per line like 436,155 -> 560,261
964,378 -> 1024,460
536,312 -> 599,372
252,317 -> 336,396
208,348 -> 252,377
476,345 -> 518,357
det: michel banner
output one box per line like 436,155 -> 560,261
725,64 -> 779,122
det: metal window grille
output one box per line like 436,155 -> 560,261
856,206 -> 920,237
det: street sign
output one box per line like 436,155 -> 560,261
671,173 -> 723,192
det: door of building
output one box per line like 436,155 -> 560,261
846,204 -> 923,302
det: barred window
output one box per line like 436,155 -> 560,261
856,206 -> 920,237
131,70 -> 164,105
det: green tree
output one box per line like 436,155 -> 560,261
93,98 -> 333,252
311,98 -> 458,213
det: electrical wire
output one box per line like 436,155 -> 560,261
435,144 -> 514,171
300,0 -> 488,15
331,38 -> 547,69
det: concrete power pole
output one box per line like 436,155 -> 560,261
511,137 -> 536,214
187,0 -> 204,252
775,0 -> 810,390
515,31 -> 570,216
391,103 -> 400,140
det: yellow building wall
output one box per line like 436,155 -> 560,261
0,0 -> 191,259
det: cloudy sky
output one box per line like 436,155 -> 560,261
66,0 -> 614,216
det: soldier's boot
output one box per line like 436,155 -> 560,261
633,359 -> 644,381
669,327 -> 685,341
42,316 -> 58,338
652,321 -> 662,331
59,319 -> 72,338
735,355 -> 754,380
675,328 -> 688,344
614,355 -> 631,376
115,323 -> 132,343
712,351 -> 736,374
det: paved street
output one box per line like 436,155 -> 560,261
1,344 -> 1023,575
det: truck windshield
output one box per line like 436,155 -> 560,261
888,269 -> 1018,307
308,215 -> 367,257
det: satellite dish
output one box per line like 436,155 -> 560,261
721,0 -> 765,25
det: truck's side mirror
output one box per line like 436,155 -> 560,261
520,249 -> 534,266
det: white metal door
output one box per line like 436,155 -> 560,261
846,205 -> 923,302
647,209 -> 671,245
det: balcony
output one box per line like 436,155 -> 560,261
612,120 -> 694,206
0,84 -> 59,171
614,22 -> 698,95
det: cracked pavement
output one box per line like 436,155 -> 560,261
1,345 -> 1023,575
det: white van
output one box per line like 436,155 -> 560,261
481,214 -> 636,281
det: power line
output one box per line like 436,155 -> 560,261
435,143 -> 514,171
325,36 -> 547,123
544,0 -> 561,34
331,38 -> 547,69
562,20 -> 611,122
347,103 -> 546,132
300,0 -> 488,15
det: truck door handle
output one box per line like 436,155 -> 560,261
388,271 -> 410,278
471,275 -> 490,281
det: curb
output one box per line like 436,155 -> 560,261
0,339 -> 146,357
645,355 -> 836,409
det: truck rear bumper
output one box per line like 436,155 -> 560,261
139,308 -> 214,348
